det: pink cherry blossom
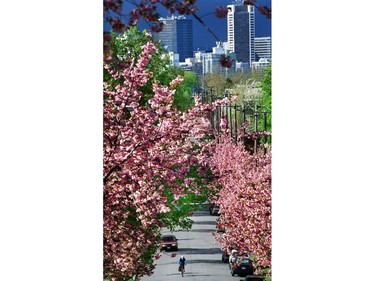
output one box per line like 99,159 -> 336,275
104,40 -> 220,280
208,135 -> 272,273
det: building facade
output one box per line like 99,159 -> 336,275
193,43 -> 236,77
153,15 -> 193,62
227,2 -> 255,65
255,37 -> 272,61
251,57 -> 271,70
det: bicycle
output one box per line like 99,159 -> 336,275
178,264 -> 185,277
178,255 -> 187,277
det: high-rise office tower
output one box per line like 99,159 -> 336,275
153,15 -> 193,62
227,2 -> 255,65
255,37 -> 272,61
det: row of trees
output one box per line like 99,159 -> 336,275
103,2 -> 272,281
206,65 -> 272,273
209,135 -> 272,277
103,31 -> 272,281
103,30 -> 228,280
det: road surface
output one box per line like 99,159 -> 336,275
142,206 -> 244,281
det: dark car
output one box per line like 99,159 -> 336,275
160,235 -> 178,251
210,204 -> 220,216
231,257 -> 254,277
240,275 -> 265,281
209,203 -> 215,214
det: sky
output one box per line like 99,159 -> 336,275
106,0 -> 272,51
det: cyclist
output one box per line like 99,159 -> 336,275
178,255 -> 187,276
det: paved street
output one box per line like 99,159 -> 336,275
142,206 -> 244,281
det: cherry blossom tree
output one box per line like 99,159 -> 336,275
103,39 -> 221,280
209,134 -> 272,277
104,27 -> 195,109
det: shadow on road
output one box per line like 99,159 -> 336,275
187,228 -> 214,233
188,259 -> 224,264
192,220 -> 216,225
165,272 -> 182,277
176,238 -> 193,241
177,247 -> 222,255
191,211 -> 210,217
166,272 -> 213,277
183,273 -> 214,277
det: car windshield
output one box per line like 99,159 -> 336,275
161,236 -> 175,242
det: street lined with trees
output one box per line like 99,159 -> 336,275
103,40 -> 222,280
103,1 -> 272,281
142,207 -> 243,281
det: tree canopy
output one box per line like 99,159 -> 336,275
104,40 -> 218,280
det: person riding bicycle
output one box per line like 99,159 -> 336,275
178,255 -> 187,275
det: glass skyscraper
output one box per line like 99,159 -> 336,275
154,15 -> 193,62
227,3 -> 255,65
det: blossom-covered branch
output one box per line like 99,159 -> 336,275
209,135 -> 271,274
104,40 -> 217,280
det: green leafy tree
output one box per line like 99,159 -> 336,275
199,70 -> 264,99
261,64 -> 271,111
173,71 -> 197,111
199,73 -> 228,98
104,28 -> 173,104
259,64 -> 271,132
104,27 -> 196,111
229,69 -> 264,87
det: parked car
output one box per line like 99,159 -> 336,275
216,217 -> 225,233
240,275 -> 265,281
159,235 -> 178,251
210,204 -> 220,215
209,202 -> 215,214
231,257 -> 254,277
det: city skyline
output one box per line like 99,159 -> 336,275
136,0 -> 271,51
148,2 -> 272,75
191,0 -> 271,50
